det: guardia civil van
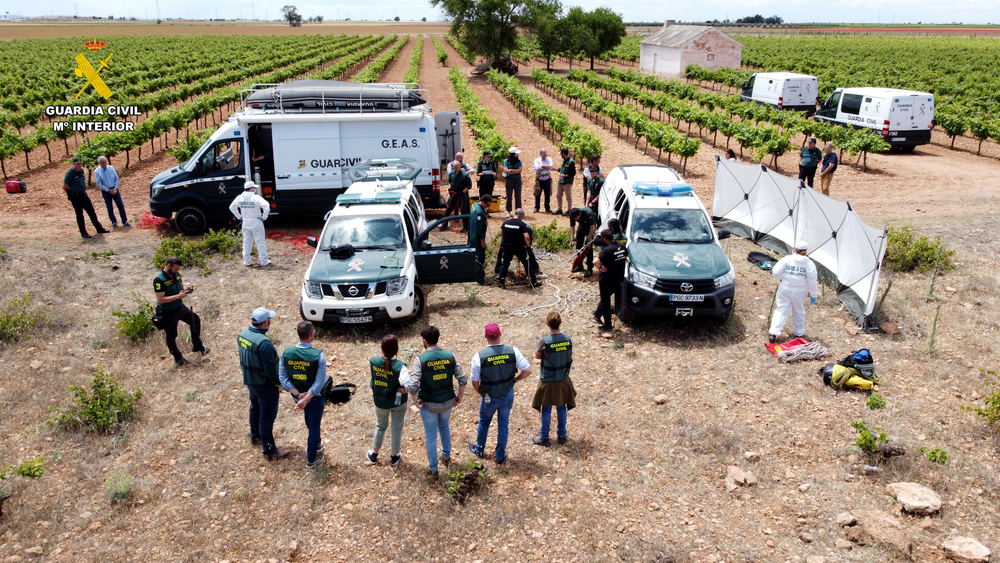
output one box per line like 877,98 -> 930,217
299,158 -> 478,325
815,87 -> 934,150
148,80 -> 462,235
740,72 -> 819,115
597,165 -> 735,322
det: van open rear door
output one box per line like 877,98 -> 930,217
435,111 -> 462,167
272,122 -> 345,214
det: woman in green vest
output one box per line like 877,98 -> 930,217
531,312 -> 576,446
366,334 -> 410,467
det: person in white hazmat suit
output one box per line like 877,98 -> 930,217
768,241 -> 818,343
229,181 -> 271,267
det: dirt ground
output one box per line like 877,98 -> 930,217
0,21 -> 451,40
1,32 -> 999,563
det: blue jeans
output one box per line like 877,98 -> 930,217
473,388 -> 515,462
247,384 -> 280,455
100,189 -> 128,226
300,395 -> 325,462
540,405 -> 567,439
419,407 -> 452,472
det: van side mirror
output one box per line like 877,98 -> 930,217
718,229 -> 731,240
419,239 -> 432,251
306,236 -> 317,248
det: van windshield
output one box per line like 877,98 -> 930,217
631,209 -> 714,244
320,215 -> 405,250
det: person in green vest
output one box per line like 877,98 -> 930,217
63,156 -> 109,239
470,194 -> 492,286
408,325 -> 469,478
239,307 -> 289,461
366,334 -> 411,467
554,147 -> 576,216
154,256 -> 209,366
531,312 -> 577,446
468,322 -> 532,465
278,321 -> 330,469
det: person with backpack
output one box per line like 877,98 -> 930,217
366,334 -> 411,467
769,241 -> 819,343
278,321 -> 330,468
408,326 -> 468,478
531,312 -> 576,446
469,322 -> 532,465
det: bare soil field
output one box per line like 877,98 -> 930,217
0,21 -> 451,40
1,30 -> 998,563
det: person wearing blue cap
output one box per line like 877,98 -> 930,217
239,307 -> 288,460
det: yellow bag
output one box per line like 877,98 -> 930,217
820,363 -> 877,391
843,375 -> 874,390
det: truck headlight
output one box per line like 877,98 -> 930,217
305,280 -> 323,299
627,264 -> 656,289
714,269 -> 735,289
386,276 -> 407,296
151,184 -> 164,198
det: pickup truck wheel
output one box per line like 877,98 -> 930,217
410,285 -> 425,320
175,206 -> 208,236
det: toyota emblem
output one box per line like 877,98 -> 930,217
680,282 -> 694,293
348,285 -> 359,297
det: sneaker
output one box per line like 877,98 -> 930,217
554,209 -> 563,215
495,454 -> 507,465
175,357 -> 188,367
536,273 -> 548,280
426,468 -> 439,479
390,454 -> 402,467
531,280 -> 542,288
193,346 -> 211,356
592,316 -> 602,325
123,222 -> 132,227
244,264 -> 254,268
557,436 -> 567,445
584,269 -> 593,278
533,208 -> 539,213
97,228 -> 111,234
476,280 -> 490,286
563,210 -> 572,217
532,435 -> 550,447
468,443 -> 484,459
259,263 -> 272,268
316,443 -> 325,456
249,434 -> 261,446
600,325 -> 613,334
365,450 -> 378,465
306,451 -> 325,469
505,212 -> 511,218
498,279 -> 506,289
264,448 -> 290,461
768,334 -> 778,344
111,223 -> 118,228
440,455 -> 451,468
571,265 -> 584,274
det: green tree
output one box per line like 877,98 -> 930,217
532,1 -> 563,70
431,0 -> 554,66
281,5 -> 302,24
565,7 -> 625,70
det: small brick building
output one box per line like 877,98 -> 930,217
639,21 -> 742,79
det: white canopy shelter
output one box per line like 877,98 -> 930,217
712,157 -> 888,324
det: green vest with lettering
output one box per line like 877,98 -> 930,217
539,333 -> 573,383
369,356 -> 406,409
238,327 -> 271,386
282,346 -> 321,393
154,270 -> 183,311
418,349 -> 457,403
477,344 -> 517,398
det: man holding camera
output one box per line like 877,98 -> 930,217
154,257 -> 209,366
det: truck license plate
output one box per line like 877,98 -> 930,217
893,137 -> 906,141
670,294 -> 705,302
675,308 -> 694,317
340,316 -> 372,324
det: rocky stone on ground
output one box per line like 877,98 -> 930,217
834,511 -> 857,526
852,510 -> 914,559
744,451 -> 760,462
887,482 -> 942,515
725,466 -> 757,492
835,539 -> 854,550
941,536 -> 991,563
653,394 -> 668,405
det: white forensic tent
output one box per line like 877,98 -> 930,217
712,157 -> 888,324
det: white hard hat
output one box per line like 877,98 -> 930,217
794,240 -> 808,251
244,180 -> 257,190
508,146 -> 520,154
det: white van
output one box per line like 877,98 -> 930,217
815,87 -> 934,150
740,72 -> 819,115
149,80 -> 461,235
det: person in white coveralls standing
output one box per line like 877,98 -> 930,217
229,180 -> 271,268
768,240 -> 818,343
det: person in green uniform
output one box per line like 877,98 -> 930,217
442,160 -> 473,232
366,334 -> 411,467
798,138 -> 822,188
63,156 -> 109,239
569,206 -> 598,277
532,312 -> 576,446
554,148 -> 576,216
468,322 -> 532,465
153,257 -> 208,366
408,326 -> 468,477
470,194 -> 492,286
278,321 -> 330,468
239,307 -> 289,460
475,151 -> 498,198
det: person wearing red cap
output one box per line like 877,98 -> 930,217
468,322 -> 532,465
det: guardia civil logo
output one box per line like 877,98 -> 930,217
74,38 -> 114,100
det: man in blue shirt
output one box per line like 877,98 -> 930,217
798,138 -> 822,188
818,143 -> 838,196
278,321 -> 330,468
62,157 -> 109,239
94,156 -> 130,228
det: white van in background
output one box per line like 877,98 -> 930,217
740,72 -> 819,115
815,87 -> 934,150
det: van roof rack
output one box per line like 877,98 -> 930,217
240,80 -> 430,114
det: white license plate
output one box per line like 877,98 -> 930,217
340,316 -> 372,324
670,294 -> 705,302
893,137 -> 906,141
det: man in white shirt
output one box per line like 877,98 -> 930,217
229,181 -> 271,267
94,156 -> 130,228
769,241 -> 819,342
533,148 -> 554,214
445,151 -> 473,176
468,322 -> 532,465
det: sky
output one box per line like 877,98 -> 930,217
4,0 -> 999,25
